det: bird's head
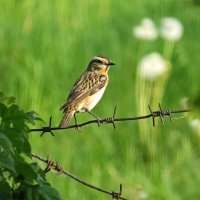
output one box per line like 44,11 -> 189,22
87,56 -> 115,74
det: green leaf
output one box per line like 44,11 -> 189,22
0,95 -> 16,106
0,103 -> 7,118
5,104 -> 26,120
0,132 -> 13,153
0,180 -> 11,200
38,177 -> 62,200
15,161 -> 38,184
26,186 -> 40,200
0,93 -> 61,198
4,129 -> 23,149
5,96 -> 16,105
3,128 -> 31,155
0,152 -> 16,173
26,111 -> 44,124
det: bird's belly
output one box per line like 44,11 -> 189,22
81,87 -> 106,112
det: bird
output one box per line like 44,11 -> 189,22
59,56 -> 115,128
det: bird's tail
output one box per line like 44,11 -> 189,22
59,111 -> 74,128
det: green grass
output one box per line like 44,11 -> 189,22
1,0 -> 200,199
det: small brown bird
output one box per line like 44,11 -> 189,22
59,56 -> 115,128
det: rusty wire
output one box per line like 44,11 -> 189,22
31,153 -> 127,200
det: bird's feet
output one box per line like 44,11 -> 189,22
86,110 -> 102,127
74,113 -> 81,132
75,125 -> 81,132
96,118 -> 101,127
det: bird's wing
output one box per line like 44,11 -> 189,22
60,71 -> 107,112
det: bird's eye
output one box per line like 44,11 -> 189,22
95,60 -> 102,64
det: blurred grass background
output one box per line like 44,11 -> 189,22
0,0 -> 200,199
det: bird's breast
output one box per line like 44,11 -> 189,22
82,85 -> 107,111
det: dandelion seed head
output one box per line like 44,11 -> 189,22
160,17 -> 183,41
189,118 -> 200,135
139,52 -> 168,80
133,18 -> 158,41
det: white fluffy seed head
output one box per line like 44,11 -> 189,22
160,17 -> 183,41
139,52 -> 168,80
189,118 -> 200,135
133,18 -> 158,41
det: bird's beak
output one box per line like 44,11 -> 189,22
108,62 -> 115,66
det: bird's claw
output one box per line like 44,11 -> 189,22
75,124 -> 81,132
97,119 -> 101,126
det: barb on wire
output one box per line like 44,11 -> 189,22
40,116 -> 54,137
29,104 -> 191,135
104,105 -> 117,131
31,153 -> 128,200
148,103 -> 175,127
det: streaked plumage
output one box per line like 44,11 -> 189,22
59,56 -> 115,128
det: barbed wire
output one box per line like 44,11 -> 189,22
31,153 -> 127,200
30,104 -> 191,199
29,104 -> 191,136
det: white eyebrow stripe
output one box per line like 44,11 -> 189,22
92,56 -> 108,63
